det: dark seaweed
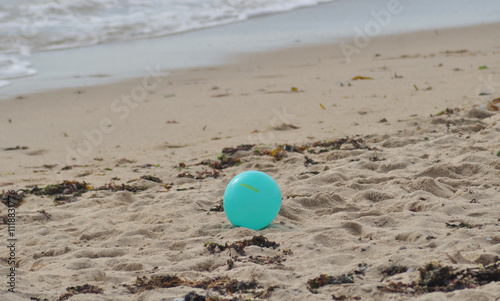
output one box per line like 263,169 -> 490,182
57,284 -> 103,301
307,274 -> 354,293
205,235 -> 279,255
125,275 -> 263,296
140,175 -> 162,183
380,262 -> 500,295
1,190 -> 25,208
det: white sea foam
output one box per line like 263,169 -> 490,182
0,80 -> 9,88
0,55 -> 37,80
0,0 -> 332,86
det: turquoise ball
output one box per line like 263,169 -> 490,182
223,171 -> 282,230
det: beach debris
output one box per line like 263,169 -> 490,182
57,284 -> 103,301
205,235 -> 279,255
272,123 -> 300,131
299,171 -> 320,176
496,150 -> 500,157
278,144 -> 308,153
480,92 -> 492,96
413,84 -> 432,91
487,98 -> 500,111
209,198 -> 224,212
114,159 -> 136,166
206,156 -> 241,170
352,76 -> 373,80
125,275 -> 183,293
227,249 -> 291,268
269,147 -> 287,161
261,86 -> 304,94
211,93 -> 230,98
203,125 -> 207,131
137,163 -> 158,169
178,169 -> 220,180
53,195 -> 78,206
176,187 -> 197,191
354,263 -> 368,275
304,156 -> 318,167
1,190 -> 25,208
445,222 -> 475,229
400,54 -> 420,59
140,175 -> 162,183
97,183 -> 148,193
379,118 -> 388,123
274,137 -> 370,155
478,65 -> 488,70
444,49 -> 467,54
369,151 -> 384,162
166,120 -> 179,124
380,265 -> 408,280
307,274 -> 354,293
312,138 -> 368,152
394,73 -> 403,79
286,194 -> 308,199
125,275 -> 268,297
221,144 -> 254,155
195,138 -> 369,173
253,147 -> 288,161
76,170 -> 92,177
320,103 -> 326,110
37,209 -> 52,220
247,254 -> 286,266
20,181 -> 94,205
380,262 -> 500,295
3,146 -> 28,151
435,107 -> 460,116
31,181 -> 92,196
184,291 -> 211,301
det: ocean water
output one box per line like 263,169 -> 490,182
0,0 -> 499,97
0,0 -> 332,87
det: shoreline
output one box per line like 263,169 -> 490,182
1,0 -> 499,99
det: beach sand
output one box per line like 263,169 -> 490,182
1,23 -> 500,300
